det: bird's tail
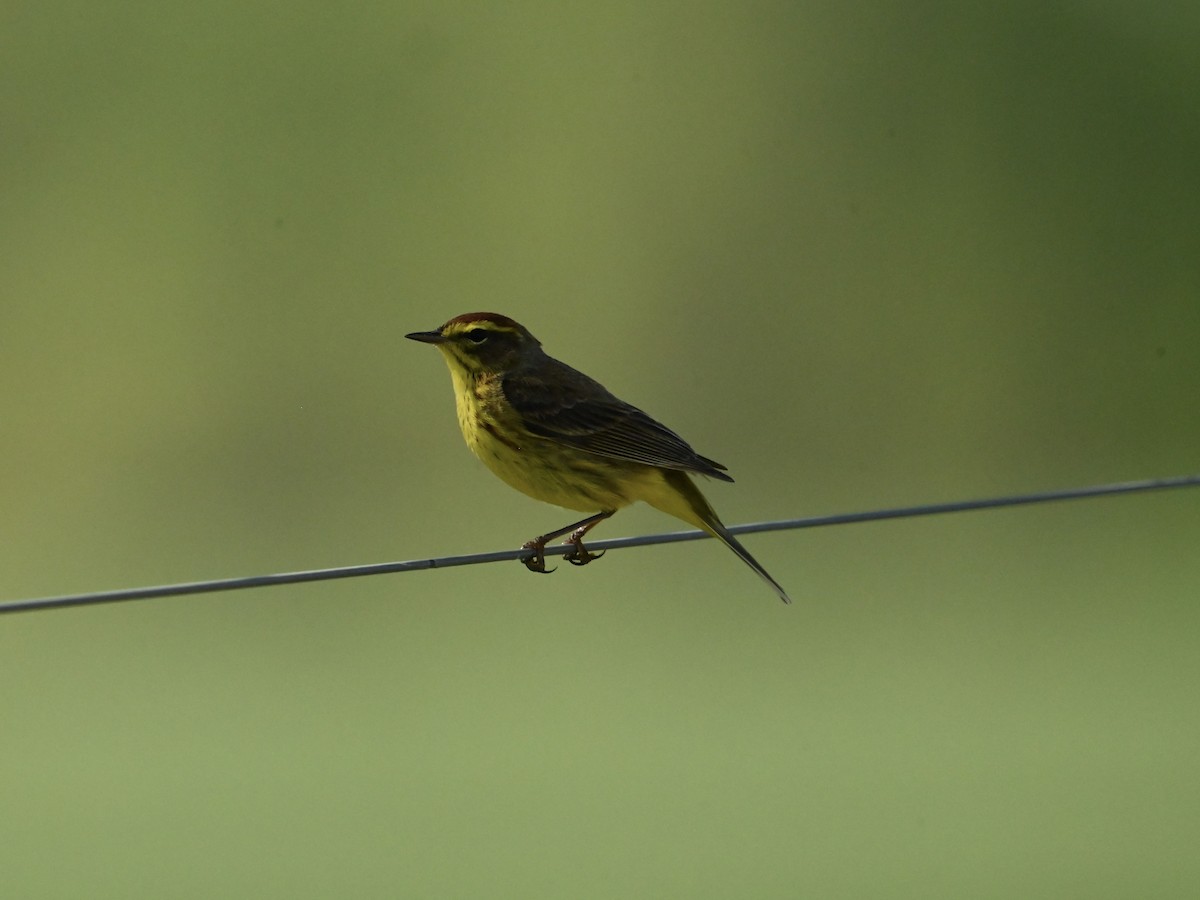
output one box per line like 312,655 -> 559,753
655,470 -> 792,604
703,514 -> 793,605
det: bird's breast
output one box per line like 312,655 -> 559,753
448,372 -> 638,513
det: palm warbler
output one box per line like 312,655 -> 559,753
406,312 -> 791,603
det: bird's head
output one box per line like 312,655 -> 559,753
406,312 -> 543,377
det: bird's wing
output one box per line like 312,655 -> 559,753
503,360 -> 733,482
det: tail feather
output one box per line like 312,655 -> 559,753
653,470 -> 793,604
704,519 -> 793,605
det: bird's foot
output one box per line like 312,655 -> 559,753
563,527 -> 605,567
520,538 -> 557,574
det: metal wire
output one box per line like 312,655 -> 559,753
2,473 -> 1197,615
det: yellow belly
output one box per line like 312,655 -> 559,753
445,362 -> 710,529
458,395 -> 634,512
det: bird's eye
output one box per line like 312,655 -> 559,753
465,329 -> 489,343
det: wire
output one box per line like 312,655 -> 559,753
2,473 -> 1197,615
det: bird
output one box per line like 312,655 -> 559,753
405,312 -> 791,603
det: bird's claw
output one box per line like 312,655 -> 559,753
521,513 -> 612,574
564,541 -> 605,566
520,539 -> 557,574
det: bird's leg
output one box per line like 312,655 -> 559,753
520,511 -> 613,573
563,510 -> 614,567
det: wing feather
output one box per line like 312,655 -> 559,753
503,359 -> 733,482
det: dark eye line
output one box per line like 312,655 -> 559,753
464,329 -> 491,344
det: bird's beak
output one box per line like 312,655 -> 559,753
405,329 -> 448,345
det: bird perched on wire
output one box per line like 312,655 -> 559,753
406,312 -> 791,603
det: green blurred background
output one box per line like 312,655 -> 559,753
3,2 -> 1198,897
